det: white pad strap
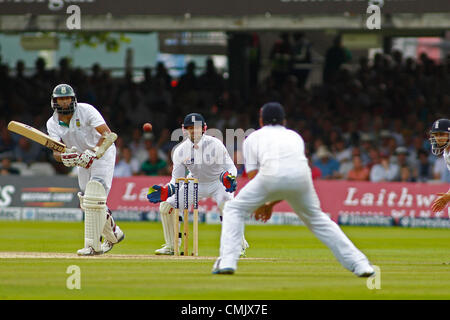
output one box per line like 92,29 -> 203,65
82,180 -> 107,252
102,209 -> 118,243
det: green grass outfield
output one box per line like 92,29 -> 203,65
0,221 -> 449,300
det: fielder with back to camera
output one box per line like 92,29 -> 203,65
46,84 -> 124,256
212,102 -> 375,277
147,113 -> 249,256
429,118 -> 450,213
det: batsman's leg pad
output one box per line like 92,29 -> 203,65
82,180 -> 107,252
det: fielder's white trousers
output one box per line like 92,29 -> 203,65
218,165 -> 370,271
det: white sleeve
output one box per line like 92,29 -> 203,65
87,105 -> 106,128
220,143 -> 237,176
169,147 -> 187,185
243,136 -> 259,172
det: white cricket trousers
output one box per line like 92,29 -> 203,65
78,147 -> 116,196
218,165 -> 370,271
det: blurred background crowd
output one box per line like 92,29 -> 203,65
0,34 -> 449,183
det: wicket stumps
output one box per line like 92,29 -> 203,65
174,178 -> 199,256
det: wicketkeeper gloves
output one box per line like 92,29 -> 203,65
220,171 -> 237,193
147,184 -> 176,203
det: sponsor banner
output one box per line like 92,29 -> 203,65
110,177 -> 450,227
338,213 -> 394,227
1,0 -> 449,15
399,217 -> 450,228
0,207 -> 82,221
0,176 -> 79,208
315,181 -> 450,224
0,207 -> 21,221
1,176 -> 448,227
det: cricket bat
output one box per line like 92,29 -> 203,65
7,121 -> 117,159
7,121 -> 67,153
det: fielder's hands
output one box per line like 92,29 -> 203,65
253,200 -> 282,223
253,204 -> 273,223
61,147 -> 79,167
220,171 -> 237,193
431,192 -> 450,213
78,149 -> 96,169
147,184 -> 176,203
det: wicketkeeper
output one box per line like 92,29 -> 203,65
46,84 -> 124,256
147,113 -> 249,256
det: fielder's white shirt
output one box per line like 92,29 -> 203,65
243,125 -> 308,176
170,134 -> 237,184
46,103 -> 115,161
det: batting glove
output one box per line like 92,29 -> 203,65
220,171 -> 237,193
61,147 -> 79,167
147,184 -> 176,203
78,149 -> 96,169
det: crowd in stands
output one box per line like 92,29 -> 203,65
0,34 -> 449,183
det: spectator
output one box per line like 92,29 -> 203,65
114,146 -> 140,177
290,32 -> 312,88
13,137 -> 44,164
399,165 -> 414,182
113,148 -> 133,177
177,61 -> 199,92
415,149 -> 433,182
313,146 -> 340,179
270,32 -> 292,86
198,58 -> 225,99
0,158 -> 20,175
140,147 -> 167,176
332,138 -> 352,163
370,152 -> 400,182
308,157 -> 321,180
347,155 -> 370,181
121,146 -> 141,175
323,35 -> 351,83
393,146 -> 413,181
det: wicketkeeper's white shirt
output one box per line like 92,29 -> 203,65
170,134 -> 237,184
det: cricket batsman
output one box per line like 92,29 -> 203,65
46,84 -> 124,256
429,118 -> 450,213
147,113 -> 249,256
212,102 -> 375,277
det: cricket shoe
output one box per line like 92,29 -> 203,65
101,226 -> 125,254
353,263 -> 375,277
154,244 -> 174,255
240,238 -> 250,258
77,246 -> 102,256
211,258 -> 235,275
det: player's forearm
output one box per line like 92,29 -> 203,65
94,124 -> 111,148
53,151 -> 62,162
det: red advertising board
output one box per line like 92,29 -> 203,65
108,177 -> 449,224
